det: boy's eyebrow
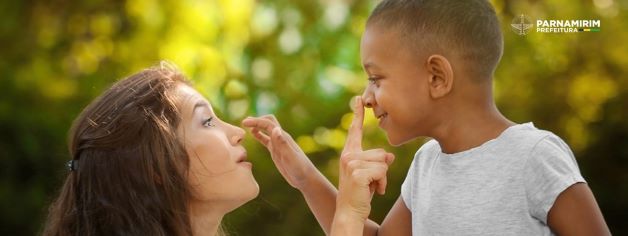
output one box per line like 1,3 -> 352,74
363,62 -> 380,70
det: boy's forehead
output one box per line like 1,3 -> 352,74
363,24 -> 419,54
360,25 -> 419,66
361,25 -> 398,45
360,24 -> 434,68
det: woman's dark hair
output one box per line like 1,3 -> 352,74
43,62 -> 196,236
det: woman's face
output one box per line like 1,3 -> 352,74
176,84 -> 258,211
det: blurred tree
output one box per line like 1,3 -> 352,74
0,0 -> 626,235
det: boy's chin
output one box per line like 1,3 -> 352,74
386,132 -> 416,147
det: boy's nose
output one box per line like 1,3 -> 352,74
361,90 -> 375,108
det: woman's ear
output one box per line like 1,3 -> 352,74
426,55 -> 454,99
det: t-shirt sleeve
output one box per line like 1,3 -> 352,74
524,134 -> 586,224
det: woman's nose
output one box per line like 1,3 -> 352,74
229,124 -> 245,145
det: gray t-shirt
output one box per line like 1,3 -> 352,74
401,123 -> 585,235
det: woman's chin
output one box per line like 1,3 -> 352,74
217,186 -> 260,214
239,180 -> 260,204
248,181 -> 260,200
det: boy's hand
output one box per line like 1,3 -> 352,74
336,97 -> 395,221
242,115 -> 317,190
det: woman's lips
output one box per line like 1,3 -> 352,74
237,152 -> 252,168
238,161 -> 253,169
237,152 -> 247,162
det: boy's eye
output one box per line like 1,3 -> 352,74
202,117 -> 215,127
368,76 -> 380,85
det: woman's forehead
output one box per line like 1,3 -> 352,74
176,84 -> 213,114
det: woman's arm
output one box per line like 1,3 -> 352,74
242,115 -> 342,234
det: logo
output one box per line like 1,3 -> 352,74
511,14 -> 601,36
536,19 -> 601,33
511,14 -> 533,36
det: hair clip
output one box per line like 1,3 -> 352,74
67,160 -> 78,171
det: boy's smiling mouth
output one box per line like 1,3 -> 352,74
376,112 -> 388,127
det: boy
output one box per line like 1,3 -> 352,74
243,0 -> 610,235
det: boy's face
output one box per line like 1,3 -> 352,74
360,25 -> 434,146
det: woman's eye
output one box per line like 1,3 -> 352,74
202,117 -> 215,127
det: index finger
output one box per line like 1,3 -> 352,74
242,117 -> 277,134
343,96 -> 365,155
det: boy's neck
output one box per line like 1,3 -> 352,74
430,101 -> 514,154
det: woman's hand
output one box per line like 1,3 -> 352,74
242,115 -> 317,191
332,97 -> 394,235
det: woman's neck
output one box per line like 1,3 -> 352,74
189,203 -> 224,236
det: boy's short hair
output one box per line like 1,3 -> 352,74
367,0 -> 503,81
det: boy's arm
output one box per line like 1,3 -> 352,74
242,98 -> 411,235
240,116 -> 383,235
547,183 -> 610,235
330,96 -> 411,236
377,197 -> 412,236
299,167 -> 412,236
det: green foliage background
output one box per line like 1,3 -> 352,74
0,0 -> 626,235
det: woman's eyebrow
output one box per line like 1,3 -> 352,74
192,101 -> 210,116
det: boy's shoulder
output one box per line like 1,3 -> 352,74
499,122 -> 572,156
413,123 -> 572,160
413,139 -> 441,159
502,122 -> 557,147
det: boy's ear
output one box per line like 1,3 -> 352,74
426,55 -> 454,99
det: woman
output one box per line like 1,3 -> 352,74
43,62 -> 258,236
